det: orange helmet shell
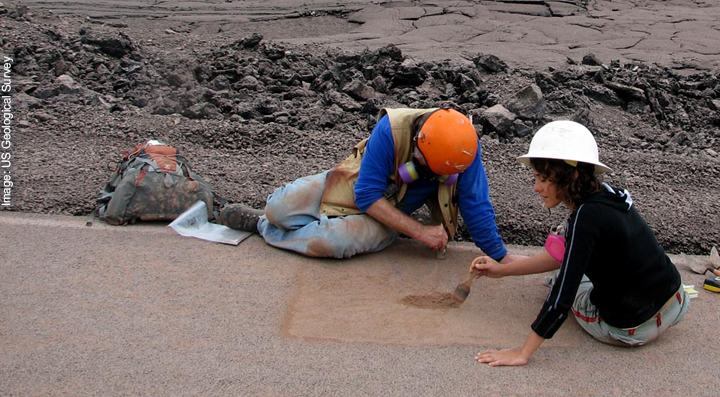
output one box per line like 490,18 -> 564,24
417,109 -> 478,175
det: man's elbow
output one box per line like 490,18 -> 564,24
355,193 -> 385,213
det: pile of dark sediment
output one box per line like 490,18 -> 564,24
3,3 -> 718,253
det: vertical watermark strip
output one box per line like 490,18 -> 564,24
1,55 -> 13,208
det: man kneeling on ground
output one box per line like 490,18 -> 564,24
221,107 -> 520,263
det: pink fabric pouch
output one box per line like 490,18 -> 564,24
545,234 -> 566,263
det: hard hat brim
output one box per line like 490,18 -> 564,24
516,155 -> 612,174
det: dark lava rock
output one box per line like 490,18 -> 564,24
80,28 -> 135,58
472,53 -> 508,73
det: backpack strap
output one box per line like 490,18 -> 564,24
131,157 -> 162,172
180,162 -> 193,180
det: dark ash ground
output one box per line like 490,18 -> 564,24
3,1 -> 718,254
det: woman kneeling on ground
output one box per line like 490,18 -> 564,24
472,120 -> 689,367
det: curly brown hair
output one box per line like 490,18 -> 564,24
530,159 -> 602,209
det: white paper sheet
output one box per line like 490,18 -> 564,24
168,201 -> 252,245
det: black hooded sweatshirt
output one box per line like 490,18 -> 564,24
532,183 -> 682,339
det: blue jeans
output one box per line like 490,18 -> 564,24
257,171 -> 399,258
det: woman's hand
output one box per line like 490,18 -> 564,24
475,332 -> 545,367
470,256 -> 506,279
475,349 -> 529,367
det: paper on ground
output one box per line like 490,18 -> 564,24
169,201 -> 252,245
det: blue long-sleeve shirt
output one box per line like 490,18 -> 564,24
354,115 -> 507,261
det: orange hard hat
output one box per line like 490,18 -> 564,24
416,109 -> 478,175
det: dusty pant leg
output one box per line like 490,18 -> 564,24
573,280 -> 690,347
257,170 -> 399,258
606,287 -> 690,346
262,171 -> 328,230
259,213 -> 398,258
571,276 -> 626,346
669,289 -> 690,326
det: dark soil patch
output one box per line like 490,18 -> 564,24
400,293 -> 461,309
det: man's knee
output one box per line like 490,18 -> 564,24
263,192 -> 300,226
263,200 -> 281,226
305,237 -> 342,258
304,230 -> 396,259
305,229 -> 374,258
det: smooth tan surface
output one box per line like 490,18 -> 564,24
1,212 -> 718,396
282,242 -> 586,347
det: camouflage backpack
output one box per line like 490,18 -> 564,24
96,140 -> 214,225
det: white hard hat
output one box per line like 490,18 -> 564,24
517,120 -> 611,174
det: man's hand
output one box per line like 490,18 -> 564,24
416,224 -> 448,252
470,256 -> 506,278
366,199 -> 448,252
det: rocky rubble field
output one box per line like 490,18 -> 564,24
2,2 -> 718,254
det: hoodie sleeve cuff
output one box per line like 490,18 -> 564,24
531,303 -> 569,339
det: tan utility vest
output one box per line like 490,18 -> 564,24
318,108 -> 460,238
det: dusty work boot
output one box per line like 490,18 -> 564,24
219,204 -> 264,233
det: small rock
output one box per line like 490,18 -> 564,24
507,84 -> 546,120
232,33 -> 263,49
318,104 -> 343,127
9,4 -> 28,19
361,98 -> 381,115
80,28 -> 135,58
582,53 -> 603,66
182,103 -> 222,119
166,73 -> 185,88
33,112 -> 55,122
209,75 -> 231,91
15,93 -> 43,110
571,108 -> 592,127
132,97 -> 149,108
54,59 -> 68,76
392,62 -> 427,87
96,64 -> 111,75
120,59 -> 143,73
583,85 -> 622,107
627,101 -> 649,115
513,120 -> 534,138
325,90 -> 361,111
371,76 -> 388,94
342,80 -> 376,101
481,104 -> 516,135
151,102 -> 178,116
262,45 -> 285,61
670,131 -> 688,146
34,74 -> 84,98
239,75 -> 259,90
473,54 -> 507,73
709,99 -> 720,111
